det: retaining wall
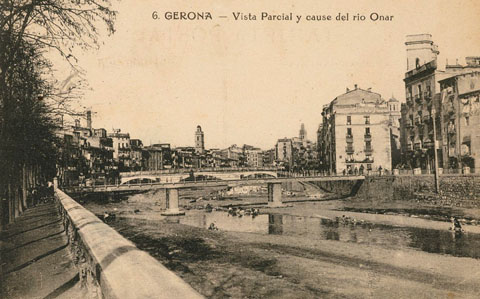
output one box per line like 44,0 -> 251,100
56,189 -> 203,299
313,175 -> 480,208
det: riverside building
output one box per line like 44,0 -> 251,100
318,85 -> 392,174
400,34 -> 480,173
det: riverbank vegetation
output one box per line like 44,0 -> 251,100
0,0 -> 117,228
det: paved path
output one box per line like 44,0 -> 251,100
0,201 -> 85,299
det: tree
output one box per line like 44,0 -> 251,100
0,0 -> 117,226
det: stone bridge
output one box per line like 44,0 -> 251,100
65,175 -> 365,216
119,170 -> 278,184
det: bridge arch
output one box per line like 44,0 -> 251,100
120,176 -> 159,184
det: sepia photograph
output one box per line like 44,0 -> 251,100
1,0 -> 480,298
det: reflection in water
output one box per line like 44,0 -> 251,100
268,214 -> 283,235
175,211 -> 480,259
179,211 -> 269,234
103,207 -> 480,260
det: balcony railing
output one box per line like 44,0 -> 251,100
346,135 -> 353,142
424,91 -> 432,100
414,94 -> 422,103
364,146 -> 373,154
364,134 -> 372,141
345,146 -> 355,154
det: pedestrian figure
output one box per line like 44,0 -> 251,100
450,217 -> 463,233
208,223 -> 218,230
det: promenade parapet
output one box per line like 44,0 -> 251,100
55,189 -> 203,299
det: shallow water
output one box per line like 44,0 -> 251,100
105,209 -> 480,259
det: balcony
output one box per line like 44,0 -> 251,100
364,146 -> 373,154
346,135 -> 353,143
406,143 -> 414,151
424,91 -> 432,101
345,146 -> 355,154
364,157 -> 374,163
406,98 -> 414,107
364,134 -> 372,141
414,94 -> 422,104
448,124 -> 456,135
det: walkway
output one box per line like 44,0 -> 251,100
0,201 -> 85,299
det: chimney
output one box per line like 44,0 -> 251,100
86,110 -> 92,129
354,84 -> 358,89
346,87 -> 350,92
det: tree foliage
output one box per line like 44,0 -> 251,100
0,0 -> 117,223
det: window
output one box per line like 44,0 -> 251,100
465,116 -> 470,126
365,141 -> 371,147
365,127 -> 370,135
367,164 -> 372,170
347,116 -> 351,125
347,128 -> 352,136
364,116 -> 370,124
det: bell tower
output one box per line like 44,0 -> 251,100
299,123 -> 306,140
405,34 -> 439,71
195,125 -> 205,154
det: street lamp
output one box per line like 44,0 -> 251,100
431,106 -> 440,193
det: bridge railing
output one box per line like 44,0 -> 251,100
55,189 -> 203,299
120,166 -> 282,176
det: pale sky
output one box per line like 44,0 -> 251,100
56,0 -> 480,149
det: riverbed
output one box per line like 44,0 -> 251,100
83,191 -> 480,298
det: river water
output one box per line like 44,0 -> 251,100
100,208 -> 480,260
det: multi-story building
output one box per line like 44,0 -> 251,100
275,138 -> 293,168
263,148 -> 276,166
108,129 -> 131,171
400,34 -> 480,172
245,148 -> 264,168
129,139 -> 143,170
143,144 -> 171,171
318,85 -> 392,174
439,70 -> 480,172
388,97 -> 402,168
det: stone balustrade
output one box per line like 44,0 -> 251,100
55,189 -> 203,299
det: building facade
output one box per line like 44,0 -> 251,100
275,138 -> 293,168
318,85 -> 392,174
400,34 -> 480,172
439,71 -> 480,172
245,148 -> 264,168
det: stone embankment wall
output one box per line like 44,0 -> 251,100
312,175 -> 480,208
56,189 -> 203,299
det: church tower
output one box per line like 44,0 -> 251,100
195,125 -> 205,154
405,34 -> 439,71
299,123 -> 307,140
